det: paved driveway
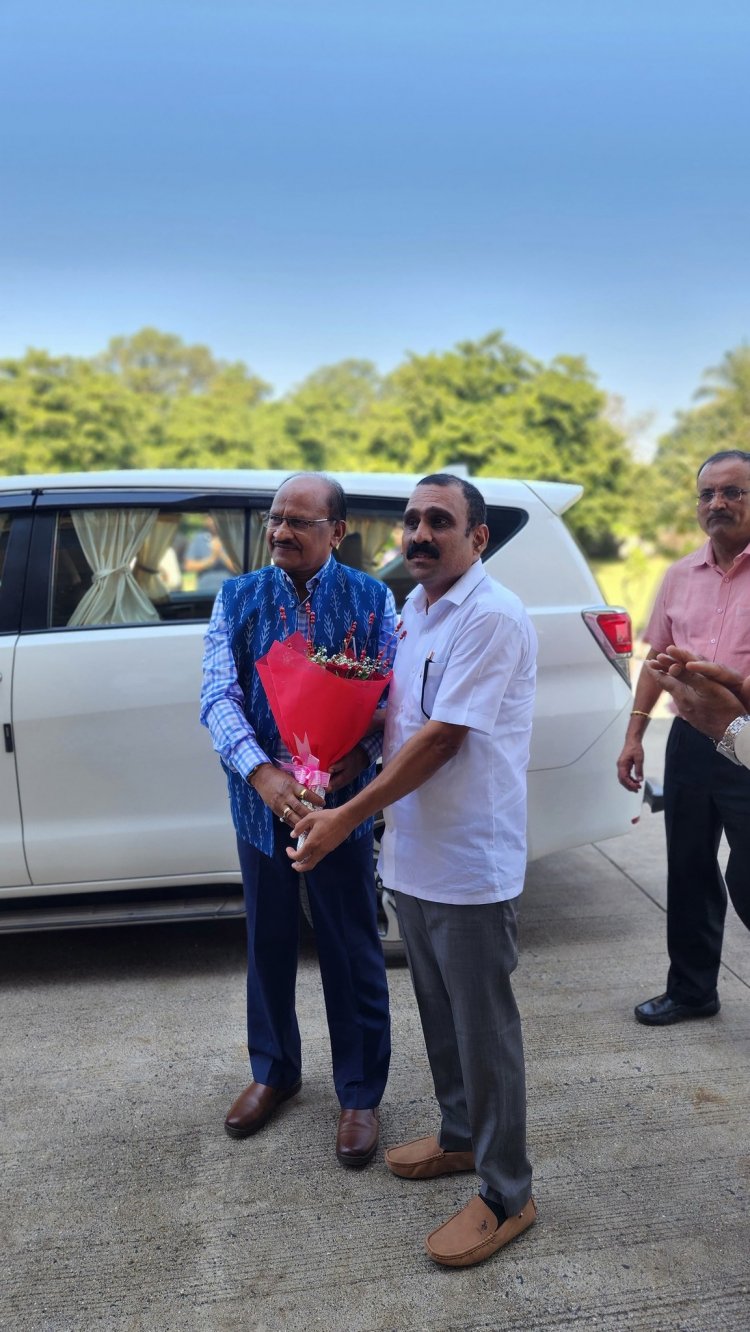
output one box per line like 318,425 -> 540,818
2,723 -> 749,1331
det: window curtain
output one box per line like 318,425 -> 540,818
247,510 -> 267,571
210,509 -> 244,573
68,510 -> 160,626
349,517 -> 400,573
133,515 -> 181,603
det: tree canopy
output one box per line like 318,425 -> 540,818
640,344 -> 750,544
0,326 -> 637,555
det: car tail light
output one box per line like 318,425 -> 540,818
582,607 -> 632,684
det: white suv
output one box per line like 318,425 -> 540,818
0,469 -> 640,947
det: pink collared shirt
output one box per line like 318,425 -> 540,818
644,539 -> 750,673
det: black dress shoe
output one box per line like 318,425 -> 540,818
634,992 -> 720,1026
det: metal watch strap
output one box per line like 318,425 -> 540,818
716,714 -> 750,764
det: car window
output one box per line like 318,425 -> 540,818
337,502 -> 527,609
49,507 -> 254,627
43,498 -> 527,624
0,511 -> 10,585
0,508 -> 31,634
0,512 -> 13,629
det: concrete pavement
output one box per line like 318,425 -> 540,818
2,722 -> 749,1331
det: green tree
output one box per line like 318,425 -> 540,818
0,350 -> 150,474
0,327 -> 636,558
365,333 -> 633,555
98,327 -> 266,400
279,361 -> 383,471
0,331 -> 272,477
643,344 -> 750,544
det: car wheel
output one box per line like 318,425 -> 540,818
298,814 -> 405,962
373,813 -> 405,962
298,878 -> 314,934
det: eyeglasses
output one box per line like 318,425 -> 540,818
263,512 -> 334,533
696,486 -> 750,505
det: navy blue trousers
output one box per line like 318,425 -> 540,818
237,826 -> 391,1108
664,718 -> 750,1004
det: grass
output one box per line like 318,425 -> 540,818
590,550 -> 672,639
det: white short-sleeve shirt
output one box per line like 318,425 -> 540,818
378,560 -> 537,905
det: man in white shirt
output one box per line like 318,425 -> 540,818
289,473 -> 538,1269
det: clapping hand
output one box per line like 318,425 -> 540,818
646,646 -> 750,741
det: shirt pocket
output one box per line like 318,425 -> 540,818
418,659 -> 447,718
723,603 -> 750,666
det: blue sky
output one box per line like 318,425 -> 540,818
2,0 -> 749,453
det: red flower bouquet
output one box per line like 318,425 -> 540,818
255,615 -> 400,805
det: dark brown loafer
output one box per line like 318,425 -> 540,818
336,1107 -> 379,1167
224,1079 -> 302,1138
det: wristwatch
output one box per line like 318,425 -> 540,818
245,761 -> 266,786
715,714 -> 750,765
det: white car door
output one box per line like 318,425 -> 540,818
13,625 -> 238,886
0,499 -> 32,888
12,495 -> 242,889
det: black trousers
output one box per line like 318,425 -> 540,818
664,718 -> 750,1004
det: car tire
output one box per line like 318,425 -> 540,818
299,878 -> 315,934
373,813 -> 405,962
297,814 -> 405,962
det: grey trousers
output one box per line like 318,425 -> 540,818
394,890 -> 532,1216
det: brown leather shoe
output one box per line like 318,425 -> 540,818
224,1079 -> 301,1138
385,1134 -> 475,1179
426,1196 -> 537,1268
336,1108 -> 379,1167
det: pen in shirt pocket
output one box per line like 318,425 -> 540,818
421,651 -> 436,717
417,649 -> 434,679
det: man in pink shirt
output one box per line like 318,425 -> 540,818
617,450 -> 750,1024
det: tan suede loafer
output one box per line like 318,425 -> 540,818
425,1195 -> 537,1268
224,1079 -> 301,1138
336,1107 -> 379,1167
385,1134 -> 475,1180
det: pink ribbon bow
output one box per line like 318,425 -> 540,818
285,733 -> 331,790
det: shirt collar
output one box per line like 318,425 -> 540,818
408,558 -> 487,614
691,538 -> 750,569
275,553 -> 334,597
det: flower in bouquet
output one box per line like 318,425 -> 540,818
307,614 -> 395,680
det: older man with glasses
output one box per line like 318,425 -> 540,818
617,449 -> 750,1025
200,472 -> 395,1166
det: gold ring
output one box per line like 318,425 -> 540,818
281,805 -> 292,823
299,787 -> 309,801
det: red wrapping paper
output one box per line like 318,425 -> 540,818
255,631 -> 391,780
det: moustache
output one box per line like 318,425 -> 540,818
406,541 -> 439,560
